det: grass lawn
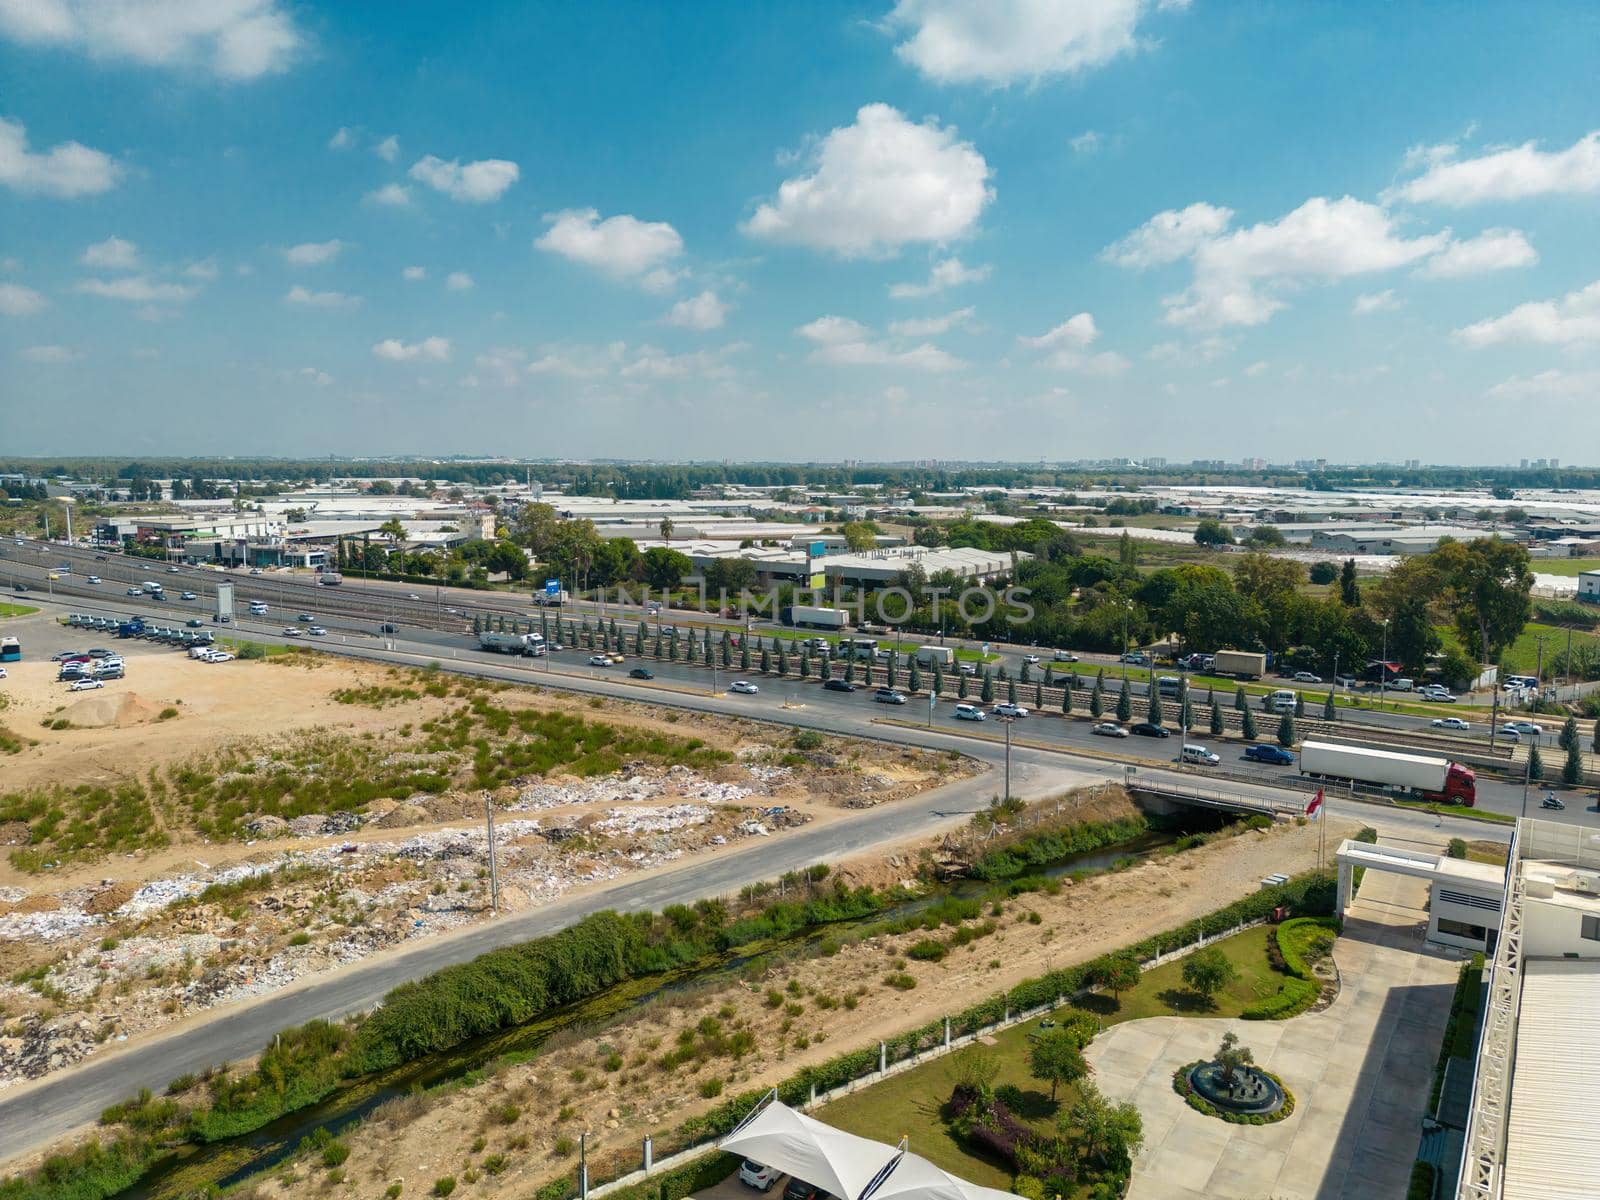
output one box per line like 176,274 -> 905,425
1530,557 -> 1600,578
1438,621 -> 1600,677
821,926 -> 1292,1188
1464,840 -> 1509,867
0,602 -> 39,619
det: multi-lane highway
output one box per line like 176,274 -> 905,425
0,539 -> 1553,1165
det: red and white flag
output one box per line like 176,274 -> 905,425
1306,789 -> 1324,819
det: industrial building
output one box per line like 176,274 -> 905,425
1577,570 -> 1600,604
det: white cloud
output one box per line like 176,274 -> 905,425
328,126 -> 353,150
1145,335 -> 1232,364
1244,360 -> 1269,377
1018,311 -> 1128,374
297,366 -> 333,386
526,344 -> 618,379
1070,130 -> 1101,154
744,103 -> 992,259
81,236 -> 138,269
183,256 -> 219,281
0,281 -> 47,315
374,134 -> 399,163
885,0 -> 1185,86
1101,202 -> 1233,268
797,314 -> 965,371
1393,130 -> 1600,206
1414,228 -> 1537,279
889,255 -> 991,298
1454,280 -> 1600,348
535,208 -> 684,282
445,271 -> 474,292
20,343 -> 77,363
465,347 -> 526,388
1485,369 -> 1600,401
372,336 -> 451,362
664,289 -> 730,331
402,266 -> 426,281
1352,289 -> 1400,315
888,306 -> 974,337
0,0 -> 303,80
365,183 -> 411,207
408,153 -> 520,203
0,116 -> 120,197
618,344 -> 743,380
285,285 -> 359,308
1111,196 -> 1448,328
77,276 -> 197,302
285,239 -> 344,265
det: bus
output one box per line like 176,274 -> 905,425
0,636 -> 19,663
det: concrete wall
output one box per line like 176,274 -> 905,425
1522,894 -> 1600,959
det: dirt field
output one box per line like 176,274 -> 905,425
0,637 -> 971,1089
231,803 -> 1358,1200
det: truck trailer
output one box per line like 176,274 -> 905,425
780,605 -> 848,630
912,645 -> 955,668
1299,740 -> 1476,806
478,630 -> 547,656
1212,649 -> 1268,680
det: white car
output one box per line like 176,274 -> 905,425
0,667 -> 7,679
1292,671 -> 1322,683
86,575 -> 101,584
1432,717 -> 1470,731
308,626 -> 327,637
1503,720 -> 1544,737
992,703 -> 1030,718
408,593 -> 420,600
205,651 -> 235,663
739,1161 -> 779,1191
69,677 -> 105,691
730,680 -> 760,694
180,591 -> 197,600
281,627 -> 304,637
959,663 -> 978,675
1022,654 -> 1041,665
588,654 -> 611,666
953,703 -> 987,721
1092,721 -> 1129,738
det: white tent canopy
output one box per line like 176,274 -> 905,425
720,1100 -> 898,1200
719,1099 -> 1020,1200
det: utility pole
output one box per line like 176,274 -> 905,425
1521,636 -> 1546,822
1001,715 -> 1014,804
484,791 -> 500,915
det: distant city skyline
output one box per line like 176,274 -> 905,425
3,1 -> 1599,460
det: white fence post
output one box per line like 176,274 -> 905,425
944,1017 -> 951,1049
643,1136 -> 652,1174
878,1041 -> 887,1073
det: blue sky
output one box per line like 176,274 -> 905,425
3,0 -> 1599,464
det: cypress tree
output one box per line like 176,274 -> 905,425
760,645 -> 771,673
1278,713 -> 1296,747
1035,681 -> 1044,708
776,642 -> 788,675
1529,743 -> 1544,782
740,640 -> 751,671
1323,689 -> 1336,720
958,673 -> 970,699
886,654 -> 898,690
1116,678 -> 1132,723
1062,678 -> 1073,715
821,654 -> 833,681
1559,717 -> 1579,752
909,659 -> 922,693
1242,707 -> 1258,740
1008,678 -> 1018,705
1090,678 -> 1104,718
1563,738 -> 1584,787
721,634 -> 733,668
844,657 -> 855,684
981,670 -> 996,704
1147,686 -> 1163,725
704,637 -> 714,667
1020,660 -> 1032,684
799,646 -> 811,678
635,623 -> 646,655
932,662 -> 944,696
1210,701 -> 1224,736
1294,692 -> 1306,718
1234,685 -> 1247,711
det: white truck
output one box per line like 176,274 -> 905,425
478,630 -> 547,656
1299,740 -> 1476,806
912,645 -> 955,668
1213,649 -> 1267,680
781,605 -> 848,630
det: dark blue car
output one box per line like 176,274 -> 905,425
1243,744 -> 1295,765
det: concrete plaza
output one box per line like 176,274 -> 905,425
1085,869 -> 1462,1200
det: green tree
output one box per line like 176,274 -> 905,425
840,521 -> 879,552
1182,947 -> 1237,1006
958,672 -> 971,700
641,547 -> 693,591
1061,677 -> 1073,715
635,622 -> 646,655
1116,678 -> 1132,722
1233,685 -> 1247,711
1090,678 -> 1104,718
1277,713 -> 1296,747
931,662 -> 945,696
1214,1030 -> 1254,1087
820,654 -> 833,681
908,659 -> 922,693
1063,1082 -> 1143,1174
1241,706 -> 1258,740
776,642 -> 788,675
1096,953 -> 1140,1001
1034,680 -> 1044,708
1563,738 -> 1584,787
1593,719 -> 1600,756
1193,518 -> 1233,547
1007,677 -> 1018,705
799,646 -> 811,678
1210,702 -> 1224,736
1529,743 -> 1544,782
981,670 -> 996,704
885,653 -> 898,689
1029,1029 -> 1090,1101
1294,692 -> 1305,718
659,515 -> 675,544
1146,685 -> 1163,726
1339,559 -> 1361,606
740,639 -> 751,671
1434,538 -> 1534,661
1560,717 -> 1579,752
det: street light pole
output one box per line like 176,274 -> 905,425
1001,716 -> 1013,805
1380,619 -> 1389,711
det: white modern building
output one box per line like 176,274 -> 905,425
1456,819 -> 1600,1200
1334,840 -> 1505,952
1577,570 -> 1600,604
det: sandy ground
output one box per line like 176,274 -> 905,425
231,804 -> 1360,1200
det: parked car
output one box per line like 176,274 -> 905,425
739,1161 -> 780,1192
992,703 -> 1029,718
953,702 -> 986,721
87,648 -> 110,658
629,667 -> 654,679
874,688 -> 907,704
204,651 -> 235,663
1431,717 -> 1470,731
69,677 -> 105,691
1419,687 -> 1456,702
782,1180 -> 819,1200
730,680 -> 760,694
51,650 -> 84,661
1243,744 -> 1296,765
1292,671 -> 1322,683
1091,721 -> 1129,738
823,679 -> 857,693
1130,722 -> 1170,738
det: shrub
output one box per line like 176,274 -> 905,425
699,1078 -> 724,1098
554,1136 -> 576,1157
907,938 -> 947,962
386,1184 -> 404,1199
884,972 -> 917,991
496,1102 -> 521,1124
433,1177 -> 456,1197
1446,838 -> 1468,859
1407,1162 -> 1438,1200
157,707 -> 179,722
321,1140 -> 350,1168
484,1154 -> 508,1176
287,932 -> 311,947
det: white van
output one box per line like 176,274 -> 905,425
1269,689 -> 1297,713
953,703 -> 987,722
248,601 -> 268,615
1180,744 -> 1220,766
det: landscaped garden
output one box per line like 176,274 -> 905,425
821,920 -> 1338,1198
